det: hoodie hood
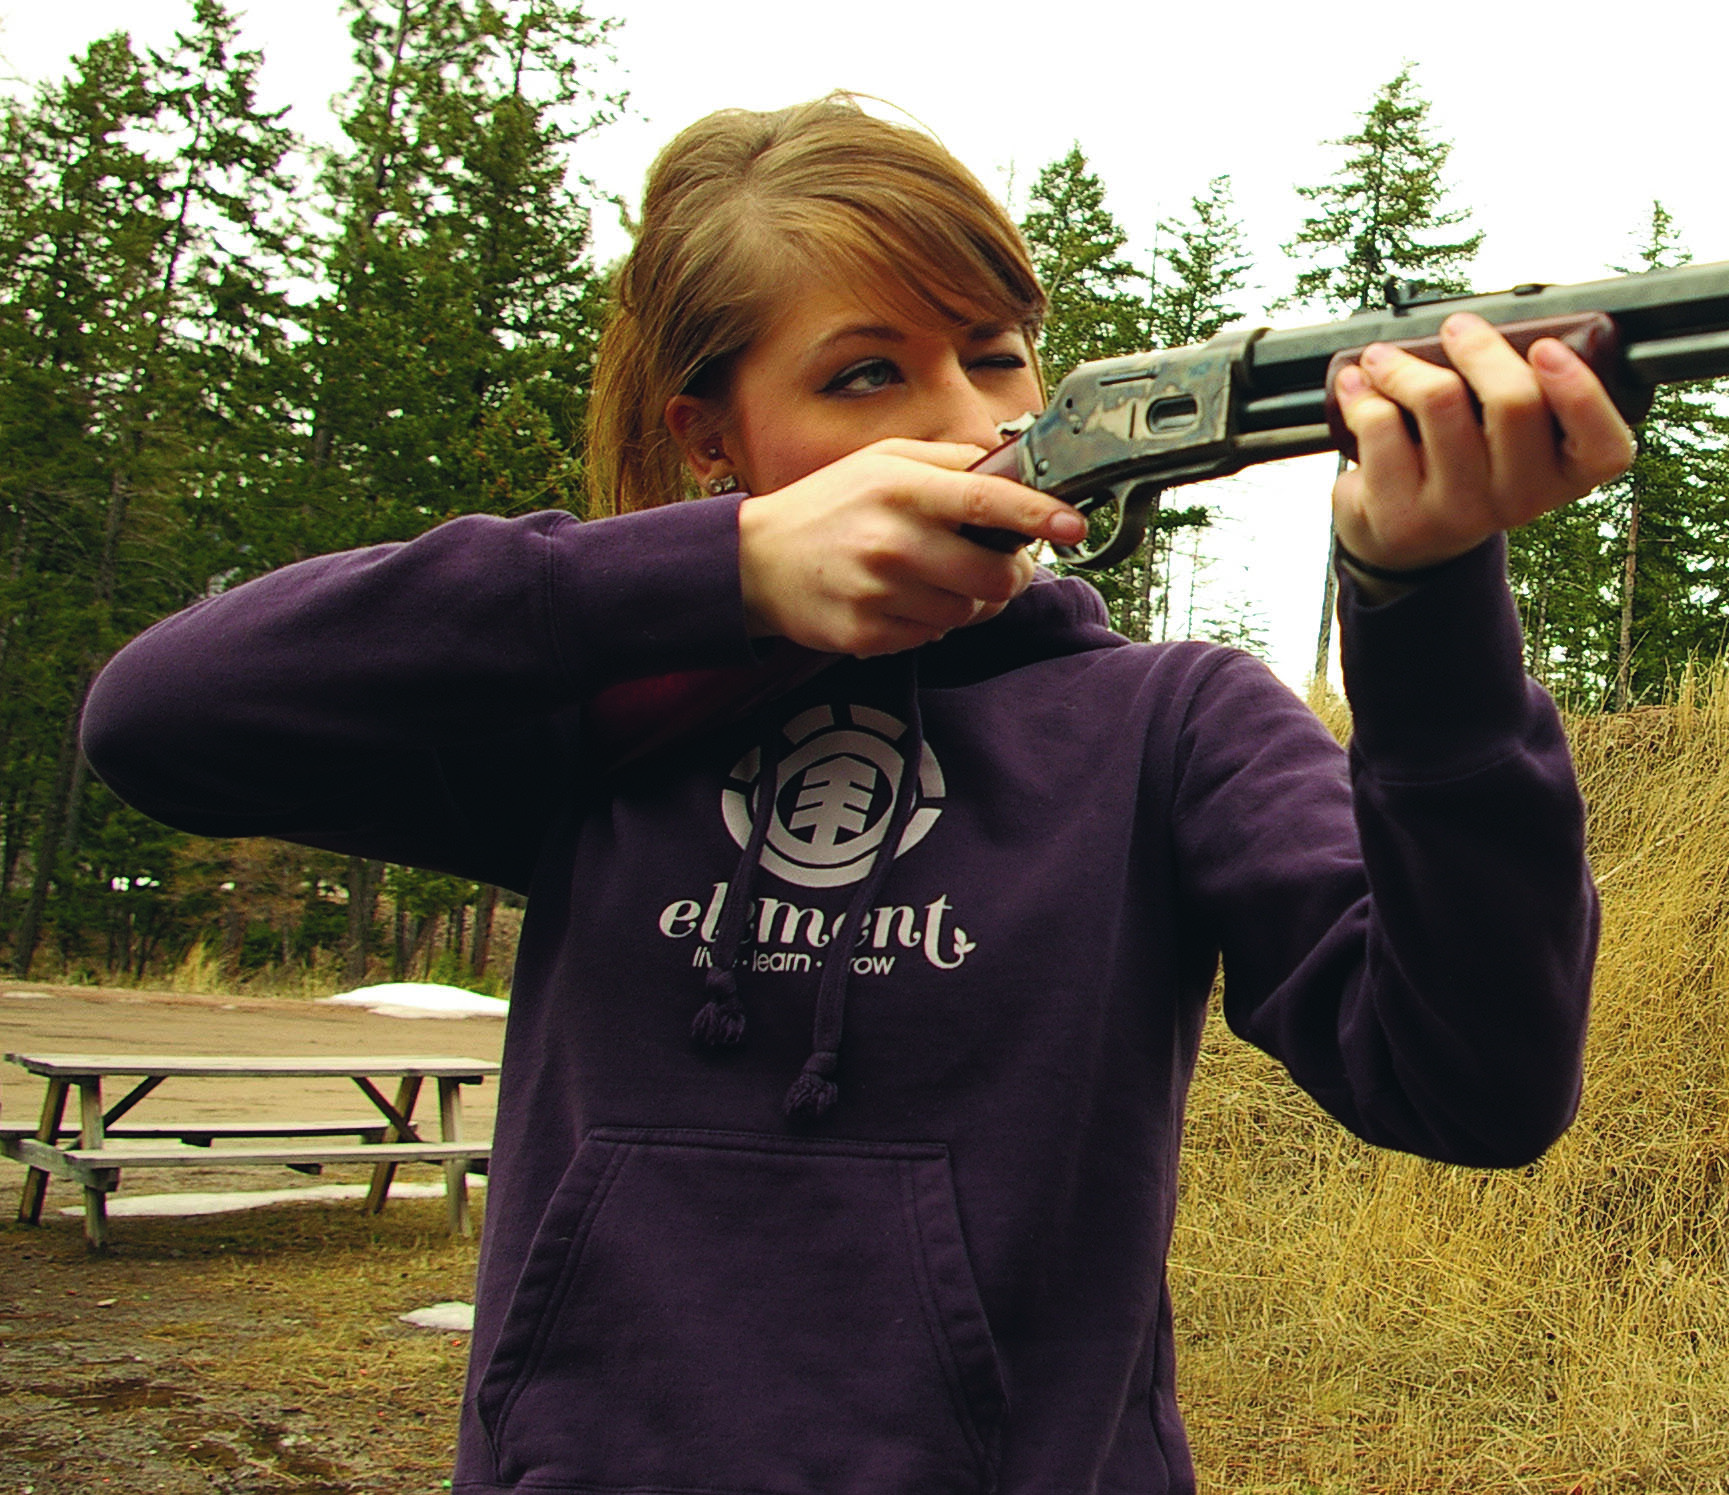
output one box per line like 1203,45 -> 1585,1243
915,568 -> 1124,688
587,568 -> 1122,774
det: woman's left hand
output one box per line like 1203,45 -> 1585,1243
1331,312 -> 1638,573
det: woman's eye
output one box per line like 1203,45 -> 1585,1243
972,353 -> 1029,373
822,359 -> 901,395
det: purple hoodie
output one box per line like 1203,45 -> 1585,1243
82,495 -> 1595,1494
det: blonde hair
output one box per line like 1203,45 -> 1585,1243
586,95 -> 1046,515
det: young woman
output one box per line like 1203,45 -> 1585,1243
84,96 -> 1633,1494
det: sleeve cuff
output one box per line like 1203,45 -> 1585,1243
1338,534 -> 1540,776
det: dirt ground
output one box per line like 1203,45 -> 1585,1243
0,983 -> 506,1494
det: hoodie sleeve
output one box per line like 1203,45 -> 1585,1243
81,500 -> 759,894
1169,536 -> 1595,1168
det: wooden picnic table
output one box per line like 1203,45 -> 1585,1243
1,1052 -> 498,1250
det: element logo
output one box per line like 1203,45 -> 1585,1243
722,704 -> 945,889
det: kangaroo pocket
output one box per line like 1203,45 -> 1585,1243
474,1127 -> 1007,1494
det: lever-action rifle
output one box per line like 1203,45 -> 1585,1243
966,256 -> 1729,567
591,258 -> 1729,766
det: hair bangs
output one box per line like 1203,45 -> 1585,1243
770,193 -> 1042,340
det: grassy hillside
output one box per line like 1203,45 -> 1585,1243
1176,679 -> 1729,1492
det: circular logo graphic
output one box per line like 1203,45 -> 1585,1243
721,704 -> 946,888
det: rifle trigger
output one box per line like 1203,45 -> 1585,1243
1053,480 -> 1161,570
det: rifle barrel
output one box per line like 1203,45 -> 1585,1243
1624,330 -> 1729,386
1232,424 -> 1336,464
1238,389 -> 1327,433
1243,257 -> 1729,408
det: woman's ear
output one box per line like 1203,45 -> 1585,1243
665,395 -> 740,495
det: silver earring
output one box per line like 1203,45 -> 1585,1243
706,473 -> 740,495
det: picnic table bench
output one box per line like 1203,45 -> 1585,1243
2,1052 -> 498,1249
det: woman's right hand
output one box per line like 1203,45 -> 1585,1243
736,438 -> 1087,657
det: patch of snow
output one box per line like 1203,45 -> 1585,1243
321,982 -> 508,1019
59,1176 -> 485,1218
355,1003 -> 468,1020
399,1301 -> 475,1332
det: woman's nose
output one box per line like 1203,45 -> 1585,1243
922,365 -> 1007,451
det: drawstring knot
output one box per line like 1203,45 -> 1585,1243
695,662 -> 926,1127
691,967 -> 746,1047
689,736 -> 781,1050
783,666 -> 925,1125
783,1050 -> 839,1121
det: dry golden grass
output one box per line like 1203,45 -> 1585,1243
1173,675 -> 1729,1492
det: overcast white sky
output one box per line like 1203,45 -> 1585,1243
4,0 -> 1725,685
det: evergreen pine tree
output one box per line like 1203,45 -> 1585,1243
1504,491 -> 1615,702
0,5 -> 305,973
1603,206 -> 1729,705
1018,152 -> 1233,638
1147,175 -> 1251,349
0,1 -> 621,979
1282,65 -> 1484,681
1019,146 -> 1146,386
1284,65 -> 1482,314
1508,205 -> 1729,706
293,0 -> 614,561
1109,176 -> 1253,642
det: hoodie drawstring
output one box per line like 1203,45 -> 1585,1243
694,664 -> 927,1123
690,736 -> 781,1048
784,672 -> 925,1122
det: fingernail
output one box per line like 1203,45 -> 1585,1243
1530,338 -> 1573,373
1442,312 -> 1489,336
1359,344 -> 1390,370
1337,364 -> 1368,398
1050,509 -> 1087,544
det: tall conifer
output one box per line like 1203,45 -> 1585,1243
1121,176 -> 1254,644
1147,175 -> 1250,350
1282,66 -> 1483,681
1606,207 -> 1729,705
1508,206 -> 1729,705
1020,146 -> 1147,386
0,0 -> 618,977
0,5 -> 302,972
1018,153 -> 1236,639
295,0 -> 614,560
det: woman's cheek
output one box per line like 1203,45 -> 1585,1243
747,430 -> 869,494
